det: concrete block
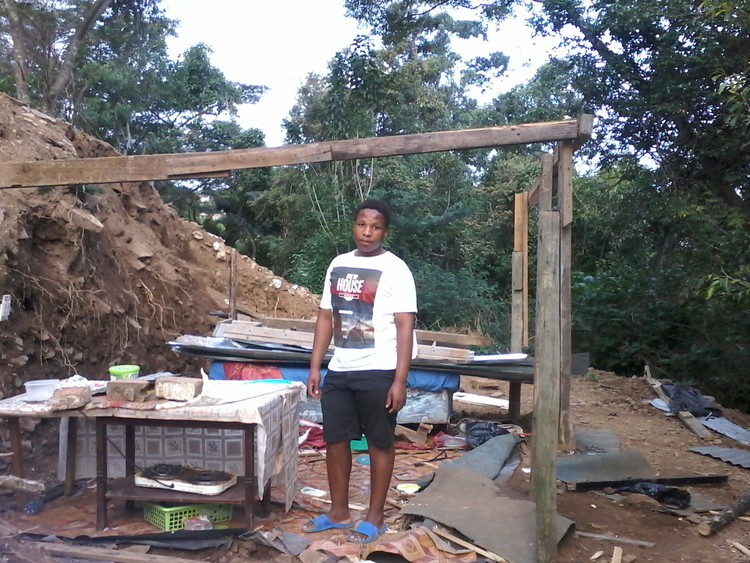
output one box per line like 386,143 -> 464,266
155,377 -> 203,401
107,380 -> 151,403
49,386 -> 92,411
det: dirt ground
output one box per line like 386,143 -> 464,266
2,92 -> 750,561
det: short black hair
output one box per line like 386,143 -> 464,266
354,199 -> 391,228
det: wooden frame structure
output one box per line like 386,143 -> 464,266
510,119 -> 593,560
0,115 -> 593,561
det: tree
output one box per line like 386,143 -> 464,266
2,0 -> 117,111
530,0 -> 750,219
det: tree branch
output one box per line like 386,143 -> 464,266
2,0 -> 30,102
44,0 -> 114,113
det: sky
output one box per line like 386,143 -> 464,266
160,0 -> 555,147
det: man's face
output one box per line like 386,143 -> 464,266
353,208 -> 388,256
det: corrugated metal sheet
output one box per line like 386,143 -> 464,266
689,446 -> 750,469
697,416 -> 750,446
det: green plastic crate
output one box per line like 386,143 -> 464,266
143,502 -> 233,531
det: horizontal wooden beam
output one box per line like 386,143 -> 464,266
0,117 -> 593,189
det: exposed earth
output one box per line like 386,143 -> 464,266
2,92 -> 750,561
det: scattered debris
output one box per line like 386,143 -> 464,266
430,525 -> 508,562
0,475 -> 46,494
644,366 -> 713,439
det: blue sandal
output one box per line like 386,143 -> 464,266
347,520 -> 388,544
302,514 -> 354,533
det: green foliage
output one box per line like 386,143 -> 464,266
532,0 -> 750,216
411,261 -> 510,339
571,164 -> 750,408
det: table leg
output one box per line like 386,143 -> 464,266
64,417 -> 78,496
96,418 -> 108,530
243,424 -> 255,530
509,382 -> 522,422
261,480 -> 271,516
124,424 -> 135,512
7,417 -> 22,477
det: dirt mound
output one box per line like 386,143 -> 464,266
0,93 -> 319,397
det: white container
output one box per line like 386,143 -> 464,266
24,379 -> 60,401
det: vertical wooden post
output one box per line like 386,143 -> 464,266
229,249 -> 237,320
510,192 -> 529,421
556,141 -> 575,451
533,154 -> 554,426
538,154 -> 554,212
533,210 -> 561,563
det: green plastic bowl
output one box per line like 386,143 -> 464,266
108,364 -> 140,379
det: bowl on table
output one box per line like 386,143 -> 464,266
24,379 -> 60,401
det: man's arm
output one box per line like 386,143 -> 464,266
386,311 -> 416,412
307,308 -> 333,399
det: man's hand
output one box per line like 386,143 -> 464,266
386,381 -> 407,413
307,370 -> 322,399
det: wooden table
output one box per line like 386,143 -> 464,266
0,381 -> 304,531
96,416 -> 259,530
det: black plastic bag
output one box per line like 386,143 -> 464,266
464,421 -> 510,448
661,383 -> 721,417
614,481 -> 691,509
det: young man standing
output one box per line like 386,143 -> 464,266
303,199 -> 417,544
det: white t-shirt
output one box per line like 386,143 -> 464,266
320,250 -> 418,372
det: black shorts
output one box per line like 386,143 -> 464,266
320,369 -> 397,448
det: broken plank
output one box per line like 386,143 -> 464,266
416,330 -> 491,348
611,545 -> 623,563
430,526 -> 508,562
574,531 -> 655,548
677,410 -> 713,440
417,344 -> 473,361
222,325 -> 316,347
644,365 -> 671,404
727,540 -> 750,558
32,542 -> 188,563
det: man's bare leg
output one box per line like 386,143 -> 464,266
325,441 -> 353,522
363,442 -> 395,526
302,441 -> 353,531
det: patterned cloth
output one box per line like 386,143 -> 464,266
51,383 -> 304,510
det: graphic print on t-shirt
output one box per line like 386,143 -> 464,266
329,266 -> 382,349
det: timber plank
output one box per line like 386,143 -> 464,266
32,542 -> 189,563
0,119 -> 588,189
416,344 -> 473,361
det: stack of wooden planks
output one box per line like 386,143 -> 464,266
216,316 -> 492,362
